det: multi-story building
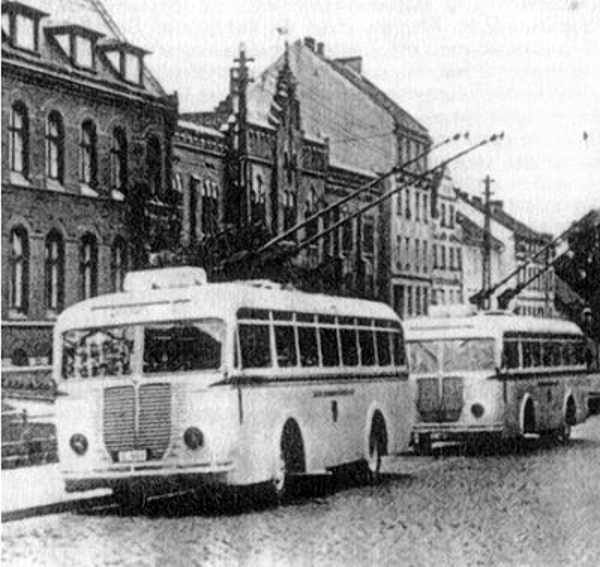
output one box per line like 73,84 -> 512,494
431,169 -> 463,307
1,0 -> 177,369
183,38 -> 433,305
456,190 -> 555,316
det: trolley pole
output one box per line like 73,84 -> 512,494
482,175 -> 494,310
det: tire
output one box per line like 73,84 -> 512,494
362,415 -> 387,485
269,420 -> 305,505
414,433 -> 432,456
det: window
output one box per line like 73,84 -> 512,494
456,248 -> 462,271
407,286 -> 413,317
80,234 -> 98,299
125,52 -> 141,83
189,177 -> 199,241
341,209 -> 353,255
423,241 -> 428,273
415,192 -> 421,221
449,205 -> 455,228
340,326 -> 359,366
440,203 -> 446,227
376,331 -> 392,366
110,127 -> 128,192
9,227 -> 29,314
359,328 -> 376,366
502,340 -> 520,369
320,327 -> 340,367
405,189 -> 411,219
433,244 -> 438,269
305,187 -> 319,241
405,237 -> 411,271
201,179 -> 219,236
283,190 -> 297,234
423,194 -> 429,223
146,135 -> 162,196
45,230 -> 64,312
250,174 -> 266,223
363,218 -> 375,257
15,14 -> 36,51
522,340 -> 541,368
415,239 -> 420,273
275,325 -> 298,368
111,237 -> 127,292
80,120 -> 97,185
9,102 -> 29,175
75,35 -> 93,68
298,325 -> 319,367
143,320 -> 224,373
45,112 -> 65,182
449,247 -> 455,271
392,328 -> 406,366
239,324 -> 271,368
441,245 -> 446,269
443,339 -> 495,372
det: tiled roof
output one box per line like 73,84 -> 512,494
247,41 -> 398,174
457,211 -> 504,251
456,190 -> 552,242
3,0 -> 166,98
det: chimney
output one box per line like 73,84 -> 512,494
304,37 -> 316,52
490,200 -> 504,212
334,56 -> 363,74
316,42 -> 325,56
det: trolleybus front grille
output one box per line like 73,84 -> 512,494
417,377 -> 464,423
103,384 -> 172,461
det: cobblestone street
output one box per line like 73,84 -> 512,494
3,415 -> 600,567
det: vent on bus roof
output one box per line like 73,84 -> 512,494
123,268 -> 208,292
238,280 -> 296,291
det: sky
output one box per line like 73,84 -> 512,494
103,0 -> 599,235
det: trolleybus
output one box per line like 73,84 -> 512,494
54,268 -> 413,506
404,310 -> 589,454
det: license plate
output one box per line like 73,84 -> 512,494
118,450 -> 147,463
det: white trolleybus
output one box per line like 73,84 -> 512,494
404,308 -> 590,454
54,267 -> 413,506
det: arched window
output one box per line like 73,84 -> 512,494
80,234 -> 98,299
250,174 -> 266,223
9,227 -> 29,313
201,179 -> 220,236
110,127 -> 128,192
9,102 -> 29,175
305,187 -> 319,241
46,111 -> 64,182
80,120 -> 97,185
146,135 -> 162,196
111,237 -> 127,292
45,230 -> 64,312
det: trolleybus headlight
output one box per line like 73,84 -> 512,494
184,427 -> 204,450
471,404 -> 485,419
70,433 -> 88,456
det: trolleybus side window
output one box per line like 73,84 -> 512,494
319,314 -> 340,368
274,320 -> 298,368
238,323 -> 271,369
358,319 -> 376,366
298,314 -> 320,367
522,340 -> 541,368
502,339 -> 520,369
391,325 -> 407,367
339,318 -> 359,366
375,321 -> 392,367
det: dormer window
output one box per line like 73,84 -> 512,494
2,2 -> 48,53
98,39 -> 148,86
46,24 -> 103,71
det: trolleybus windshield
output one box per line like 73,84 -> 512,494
409,338 -> 495,374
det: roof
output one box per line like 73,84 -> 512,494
404,313 -> 583,339
3,0 -> 166,98
456,191 -> 552,242
247,41 -> 399,173
55,275 -> 400,332
457,211 -> 504,251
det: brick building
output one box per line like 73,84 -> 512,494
1,0 -> 177,368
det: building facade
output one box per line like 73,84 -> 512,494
1,0 -> 177,368
430,169 -> 463,307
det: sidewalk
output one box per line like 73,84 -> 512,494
1,463 -> 111,521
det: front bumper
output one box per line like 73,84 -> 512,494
62,461 -> 234,493
412,422 -> 504,435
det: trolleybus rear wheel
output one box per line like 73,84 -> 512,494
361,413 -> 388,485
270,420 -> 305,505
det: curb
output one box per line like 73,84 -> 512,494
2,493 -> 115,523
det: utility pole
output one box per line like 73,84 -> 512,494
234,44 -> 254,223
482,174 -> 494,310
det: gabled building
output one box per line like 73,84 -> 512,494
1,0 -> 178,369
183,38 -> 433,306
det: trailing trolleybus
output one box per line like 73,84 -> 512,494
404,309 -> 589,454
54,268 -> 413,506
